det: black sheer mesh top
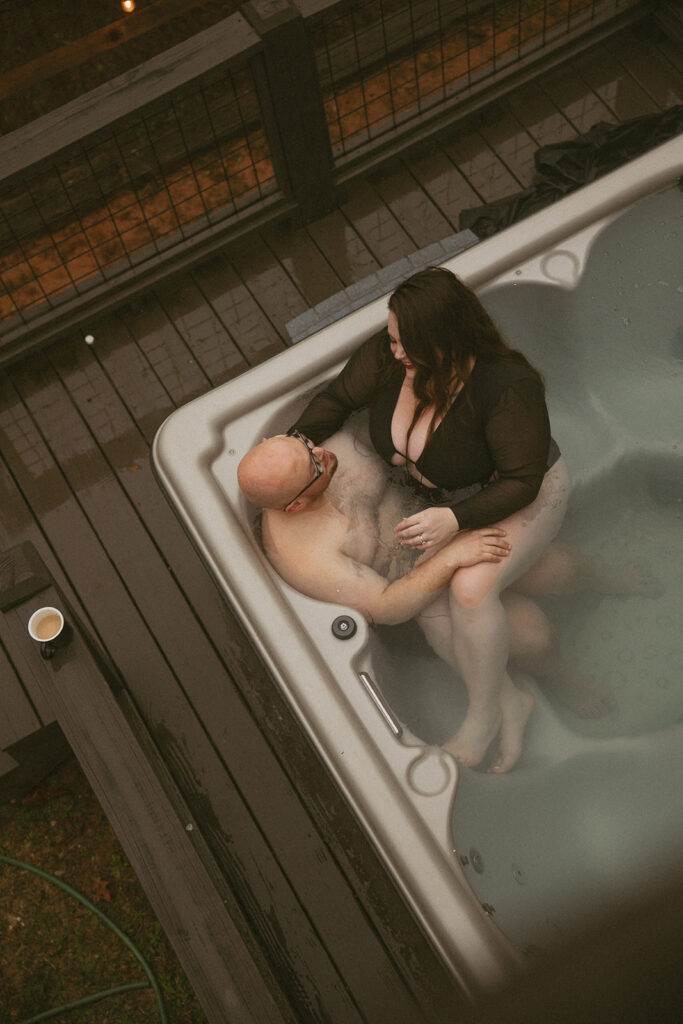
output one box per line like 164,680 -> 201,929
291,329 -> 560,529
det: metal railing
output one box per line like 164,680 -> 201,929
309,0 -> 644,160
0,0 -> 651,363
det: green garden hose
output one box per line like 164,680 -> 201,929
0,853 -> 168,1024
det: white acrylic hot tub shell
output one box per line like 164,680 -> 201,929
152,135 -> 683,996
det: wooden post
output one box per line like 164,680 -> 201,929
243,0 -> 337,222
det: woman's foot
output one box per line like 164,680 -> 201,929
442,705 -> 502,769
488,686 -> 535,774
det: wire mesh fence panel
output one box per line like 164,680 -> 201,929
0,57 -> 276,330
310,0 -> 639,158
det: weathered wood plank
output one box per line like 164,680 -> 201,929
573,46 -> 659,122
0,640 -> 41,749
474,101 -> 541,188
304,208 -> 381,287
228,235 -> 310,342
655,32 -> 683,76
191,254 -> 287,365
505,81 -> 578,148
261,220 -> 344,308
78,315 -> 177,443
1,586 -> 290,1024
117,292 -> 213,406
403,142 -> 479,228
440,125 -> 523,202
616,35 -> 683,108
154,272 -> 250,386
339,178 -> 418,267
367,158 -> 454,250
539,60 -> 615,134
0,14 -> 259,182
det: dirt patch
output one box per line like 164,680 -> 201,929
0,755 -> 207,1023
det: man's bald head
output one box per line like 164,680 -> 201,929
238,434 -> 336,511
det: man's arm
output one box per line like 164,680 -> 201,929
267,528 -> 510,626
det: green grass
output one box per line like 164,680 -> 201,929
0,756 -> 208,1024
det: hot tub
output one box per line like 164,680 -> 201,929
152,134 -> 683,997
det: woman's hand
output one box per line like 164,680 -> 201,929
395,506 -> 460,551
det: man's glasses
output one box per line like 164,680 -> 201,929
283,429 -> 323,509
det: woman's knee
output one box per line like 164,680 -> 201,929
450,566 -> 495,609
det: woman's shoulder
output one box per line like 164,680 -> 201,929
473,355 -> 542,391
359,327 -> 390,360
350,327 -> 396,378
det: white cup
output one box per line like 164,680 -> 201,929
28,606 -> 65,659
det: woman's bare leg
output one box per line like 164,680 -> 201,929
512,540 -> 663,598
443,459 -> 570,771
501,592 -> 617,719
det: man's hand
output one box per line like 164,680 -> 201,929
448,527 -> 510,566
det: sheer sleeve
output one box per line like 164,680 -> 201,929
290,329 -> 390,444
451,377 -> 551,529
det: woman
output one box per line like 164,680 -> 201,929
291,267 -> 570,772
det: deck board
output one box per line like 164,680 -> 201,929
0,643 -> 41,746
118,294 -> 214,405
83,314 -> 176,443
3,20 -> 682,1024
616,36 -> 683,108
473,101 -> 541,187
261,222 -> 345,308
403,142 -> 478,228
367,160 -> 455,250
505,82 -> 578,147
305,208 -> 382,286
539,59 -> 616,133
440,124 -> 525,201
191,255 -> 288,366
153,274 -> 249,388
339,178 -> 421,264
573,47 -> 660,121
227,235 -> 310,343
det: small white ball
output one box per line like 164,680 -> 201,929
84,334 -> 95,345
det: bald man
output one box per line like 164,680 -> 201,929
238,428 -> 512,627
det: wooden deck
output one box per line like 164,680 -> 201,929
1,21 -> 682,1024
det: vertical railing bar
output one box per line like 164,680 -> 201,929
350,1 -> 369,146
379,0 -> 397,129
170,85 -> 209,226
320,10 -> 340,154
437,0 -> 446,101
76,133 -> 123,288
407,0 -> 421,114
17,172 -> 58,316
233,63 -> 263,204
124,110 -> 164,258
192,71 -> 233,216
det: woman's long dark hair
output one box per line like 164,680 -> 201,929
388,266 -> 542,444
